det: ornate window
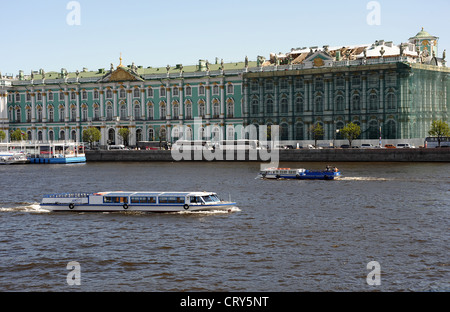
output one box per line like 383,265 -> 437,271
160,87 -> 166,97
352,94 -> 361,111
386,93 -> 396,110
185,101 -> 192,119
266,98 -> 274,114
295,123 -> 304,140
134,88 -> 140,98
295,95 -> 304,113
280,97 -> 288,114
185,86 -> 192,96
147,103 -> 154,120
369,92 -> 378,110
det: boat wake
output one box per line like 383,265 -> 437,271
339,177 -> 392,181
174,206 -> 241,215
0,203 -> 50,213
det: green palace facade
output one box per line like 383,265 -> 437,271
0,29 -> 449,146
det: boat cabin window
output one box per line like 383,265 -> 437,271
201,195 -> 220,203
104,196 -> 128,204
190,196 -> 202,204
130,196 -> 156,204
159,196 -> 185,204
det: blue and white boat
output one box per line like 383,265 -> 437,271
258,166 -> 341,180
27,142 -> 86,164
1,141 -> 86,164
40,191 -> 237,212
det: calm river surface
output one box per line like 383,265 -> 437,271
0,161 -> 449,292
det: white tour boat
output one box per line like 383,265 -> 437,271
40,191 -> 237,212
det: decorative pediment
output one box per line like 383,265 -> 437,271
98,67 -> 143,83
304,51 -> 334,67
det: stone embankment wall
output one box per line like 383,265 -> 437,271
86,149 -> 450,162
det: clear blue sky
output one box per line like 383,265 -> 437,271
1,0 -> 449,75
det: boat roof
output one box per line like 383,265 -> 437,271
93,191 -> 215,196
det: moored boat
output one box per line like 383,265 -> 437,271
1,141 -> 86,164
258,166 -> 341,180
40,191 -> 237,212
0,152 -> 30,165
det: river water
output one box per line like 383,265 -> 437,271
0,161 -> 448,292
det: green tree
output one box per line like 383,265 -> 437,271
10,129 -> 26,141
0,130 -> 5,142
340,122 -> 361,147
82,127 -> 101,148
428,120 -> 450,147
310,123 -> 324,148
118,128 -> 130,146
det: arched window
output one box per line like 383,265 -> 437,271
48,106 -> 54,122
185,101 -> 192,119
148,128 -> 154,141
173,102 -> 179,120
134,88 -> 140,98
281,123 -> 289,140
295,96 -> 304,113
106,104 -> 113,120
251,98 -> 259,115
160,103 -> 166,120
280,97 -> 288,114
227,126 -> 235,140
106,89 -> 112,99
266,98 -> 274,114
16,108 -> 22,122
93,105 -> 100,120
336,121 -> 345,140
60,130 -> 65,141
108,128 -> 115,144
352,94 -> 361,111
368,120 -> 379,139
185,86 -> 192,96
119,103 -> 127,119
227,100 -> 234,118
335,95 -> 344,111
386,119 -> 396,139
136,129 -> 142,142
81,106 -> 88,121
369,92 -> 378,111
71,130 -> 77,141
295,123 -> 304,140
48,130 -> 54,141
198,102 -> 205,118
134,103 -> 141,120
37,106 -> 42,122
147,104 -> 154,120
119,88 -> 126,98
212,127 -> 221,141
160,127 -> 167,141
70,106 -> 76,122
199,85 -> 205,95
59,106 -> 65,121
26,108 -> 31,122
315,95 -> 323,112
212,100 -> 220,118
387,93 -> 396,110
160,87 -> 166,97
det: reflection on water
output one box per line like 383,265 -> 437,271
0,161 -> 449,291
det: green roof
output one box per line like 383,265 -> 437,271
411,28 -> 437,39
21,60 -> 257,81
